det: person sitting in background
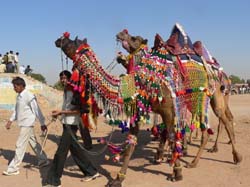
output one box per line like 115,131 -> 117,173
3,52 -> 9,64
14,52 -> 19,73
19,65 -> 25,74
7,51 -> 15,73
24,65 -> 32,75
0,54 -> 3,64
0,54 -> 5,73
0,63 -> 6,73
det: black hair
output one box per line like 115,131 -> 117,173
59,70 -> 71,80
12,77 -> 26,87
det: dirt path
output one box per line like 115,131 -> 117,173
0,94 -> 250,187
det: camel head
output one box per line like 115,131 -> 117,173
116,29 -> 148,54
152,33 -> 165,50
55,32 -> 87,60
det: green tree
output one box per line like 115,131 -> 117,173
229,75 -> 244,84
30,73 -> 47,83
53,81 -> 64,90
247,79 -> 250,86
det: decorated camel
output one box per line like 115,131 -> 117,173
54,24 -> 241,187
151,31 -> 236,153
115,23 -> 242,178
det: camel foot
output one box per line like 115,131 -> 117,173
186,161 -> 197,168
208,146 -> 218,153
167,174 -> 183,182
233,151 -> 243,164
105,179 -> 122,187
167,167 -> 183,182
182,149 -> 188,156
153,157 -> 164,164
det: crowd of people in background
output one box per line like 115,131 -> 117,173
0,51 -> 32,75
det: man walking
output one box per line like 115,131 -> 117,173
3,77 -> 49,176
44,70 -> 99,187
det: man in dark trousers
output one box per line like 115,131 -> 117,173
44,70 -> 99,187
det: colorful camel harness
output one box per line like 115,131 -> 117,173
67,41 -> 217,165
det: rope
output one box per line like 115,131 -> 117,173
40,118 -> 57,154
106,40 -> 121,73
60,39 -> 64,70
66,122 -> 116,156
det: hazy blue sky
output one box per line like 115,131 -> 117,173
0,0 -> 249,84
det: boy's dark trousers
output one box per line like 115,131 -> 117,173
46,124 -> 97,186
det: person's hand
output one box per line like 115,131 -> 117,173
5,121 -> 12,130
52,110 -> 61,118
41,125 -> 47,132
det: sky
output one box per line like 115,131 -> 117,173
0,0 -> 249,85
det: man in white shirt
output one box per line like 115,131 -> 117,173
14,52 -> 19,73
44,70 -> 99,187
3,77 -> 49,176
19,65 -> 25,74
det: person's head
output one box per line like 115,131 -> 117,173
10,50 -> 13,54
27,65 -> 30,68
12,77 -> 26,93
59,70 -> 71,86
16,52 -> 19,56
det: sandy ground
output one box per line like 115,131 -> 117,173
0,94 -> 250,187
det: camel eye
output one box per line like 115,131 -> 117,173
131,37 -> 136,41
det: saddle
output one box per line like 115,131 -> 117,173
165,24 -> 196,55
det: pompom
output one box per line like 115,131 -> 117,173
63,31 -> 70,38
123,29 -> 128,34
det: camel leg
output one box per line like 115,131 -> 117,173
154,105 -> 175,164
186,130 -> 210,168
182,134 -> 188,156
167,159 -> 183,182
208,120 -> 222,153
210,89 -> 242,164
154,129 -> 168,163
216,110 -> 242,164
188,130 -> 193,144
225,105 -> 236,144
106,123 -> 140,187
195,128 -> 199,139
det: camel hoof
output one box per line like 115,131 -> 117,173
233,151 -> 243,164
166,175 -> 182,182
105,179 -> 122,187
153,157 -> 164,164
186,162 -> 197,168
182,150 -> 188,156
208,146 -> 218,153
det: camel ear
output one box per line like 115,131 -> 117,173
74,36 -> 81,46
82,38 -> 87,44
142,39 -> 148,45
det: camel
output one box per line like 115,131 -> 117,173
54,25 -> 241,187
152,33 -> 236,152
115,24 -> 242,180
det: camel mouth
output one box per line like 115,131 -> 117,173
55,39 -> 61,48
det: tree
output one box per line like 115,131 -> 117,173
229,75 -> 244,84
53,81 -> 64,90
30,73 -> 47,83
247,79 -> 250,86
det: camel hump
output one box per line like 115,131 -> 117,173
193,41 -> 204,56
165,23 -> 195,55
153,33 -> 165,50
